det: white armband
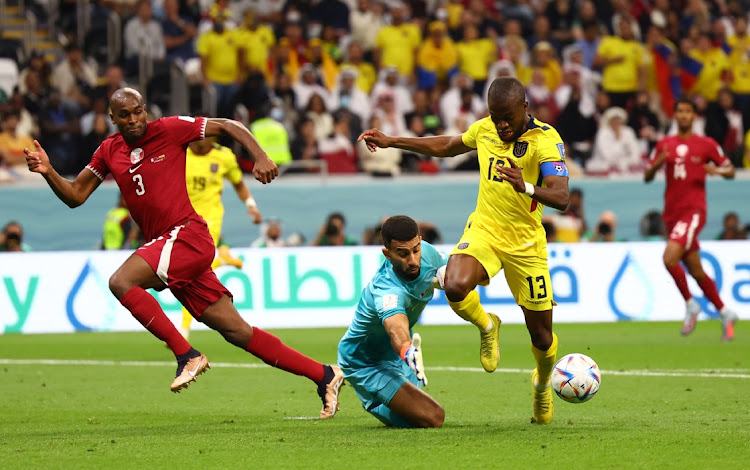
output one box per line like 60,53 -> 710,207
524,182 -> 535,196
244,197 -> 257,209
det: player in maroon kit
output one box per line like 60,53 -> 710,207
644,98 -> 738,341
24,88 -> 344,418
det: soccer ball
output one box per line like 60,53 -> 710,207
550,353 -> 601,404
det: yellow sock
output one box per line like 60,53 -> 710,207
448,290 -> 491,330
181,307 -> 193,331
211,256 -> 223,270
531,333 -> 558,389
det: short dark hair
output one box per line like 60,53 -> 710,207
488,76 -> 526,107
327,212 -> 346,225
381,215 -> 419,247
674,97 -> 696,112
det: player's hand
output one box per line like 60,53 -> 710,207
431,265 -> 446,290
248,206 -> 262,224
24,140 -> 52,175
357,128 -> 391,152
495,157 -> 526,192
404,344 -> 428,386
704,162 -> 719,175
253,156 -> 278,184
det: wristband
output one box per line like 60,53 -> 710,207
524,182 -> 535,196
244,197 -> 257,209
399,342 -> 412,360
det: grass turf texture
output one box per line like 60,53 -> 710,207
1,322 -> 748,469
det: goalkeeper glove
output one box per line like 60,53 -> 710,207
430,265 -> 446,290
400,334 -> 428,386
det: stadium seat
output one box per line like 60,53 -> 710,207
0,38 -> 24,66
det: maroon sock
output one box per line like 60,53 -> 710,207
245,327 -> 325,383
697,276 -> 724,311
120,287 -> 191,356
666,264 -> 691,300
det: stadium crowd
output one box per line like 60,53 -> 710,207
1,0 -> 750,182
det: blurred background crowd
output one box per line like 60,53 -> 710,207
1,0 -> 750,181
1,0 -> 749,249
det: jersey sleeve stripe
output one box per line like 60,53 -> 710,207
200,117 -> 207,140
85,164 -> 104,181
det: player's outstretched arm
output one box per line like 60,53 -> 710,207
231,180 -> 262,224
358,128 -> 472,158
24,140 -> 101,208
384,313 -> 427,386
205,119 -> 278,184
705,161 -> 735,179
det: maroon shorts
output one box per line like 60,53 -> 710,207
135,218 -> 231,318
665,212 -> 705,252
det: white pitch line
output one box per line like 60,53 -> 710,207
0,359 -> 748,379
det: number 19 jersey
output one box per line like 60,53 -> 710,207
86,116 -> 207,241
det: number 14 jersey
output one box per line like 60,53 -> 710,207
86,116 -> 207,241
650,135 -> 728,224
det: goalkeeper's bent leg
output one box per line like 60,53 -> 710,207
369,404 -> 415,428
447,290 -> 491,331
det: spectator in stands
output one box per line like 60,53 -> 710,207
236,9 -> 275,82
555,66 -> 597,165
687,32 -> 730,103
362,216 -> 387,245
716,212 -> 747,240
294,63 -> 332,111
372,90 -> 407,138
418,221 -> 441,245
0,110 -> 35,178
310,0 -> 350,35
587,106 -> 642,175
38,90 -> 82,176
727,15 -> 750,134
305,38 -> 339,91
197,19 -> 241,118
704,88 -> 743,161
6,90 -> 37,138
526,69 -> 558,123
374,2 -> 421,78
289,115 -> 317,161
529,15 -> 561,54
251,219 -> 286,248
628,90 -> 661,157
416,21 -> 459,90
456,23 -> 497,96
358,115 -> 402,177
531,41 -> 562,92
370,66 -> 413,115
551,187 -> 586,242
22,70 -> 47,117
404,89 -> 443,136
80,95 -> 117,158
500,35 -> 531,84
439,73 -> 484,134
18,51 -> 50,95
250,104 -> 292,167
318,111 -> 357,173
341,41 -> 377,94
331,66 -> 370,125
51,44 -> 98,113
593,15 -> 645,110
123,0 -> 166,75
545,0 -> 577,49
102,194 -> 139,250
0,221 -> 30,252
574,19 -> 602,69
305,92 -> 334,142
161,0 -> 199,63
312,212 -> 357,246
589,210 -> 622,242
639,209 -> 666,241
542,218 -> 558,243
349,0 -> 383,57
95,65 -> 127,101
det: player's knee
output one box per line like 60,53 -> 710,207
662,253 -> 678,268
429,406 -> 445,428
444,280 -> 472,303
108,273 -> 130,299
530,331 -> 553,351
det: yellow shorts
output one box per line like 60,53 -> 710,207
203,217 -> 222,247
450,220 -> 554,311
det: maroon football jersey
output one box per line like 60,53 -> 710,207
649,134 -> 728,223
86,116 -> 207,240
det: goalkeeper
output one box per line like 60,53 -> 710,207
337,215 -> 446,428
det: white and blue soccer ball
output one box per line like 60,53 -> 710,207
550,353 -> 601,404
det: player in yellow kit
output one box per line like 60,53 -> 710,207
179,134 -> 262,340
358,77 -> 570,425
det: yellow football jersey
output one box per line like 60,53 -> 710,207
461,116 -> 566,256
185,143 -> 243,244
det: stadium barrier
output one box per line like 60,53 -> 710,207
1,242 -> 749,334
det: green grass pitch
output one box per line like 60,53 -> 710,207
1,321 -> 748,469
